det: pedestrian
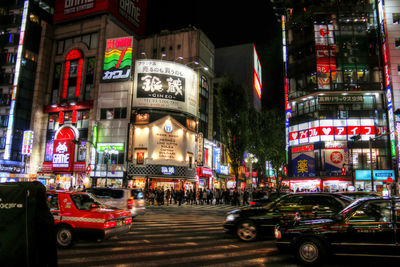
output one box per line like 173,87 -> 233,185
209,190 -> 214,205
177,189 -> 183,206
166,189 -> 171,206
215,189 -> 220,205
202,189 -> 207,205
243,189 -> 249,206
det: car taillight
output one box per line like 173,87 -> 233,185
124,217 -> 132,224
127,199 -> 134,209
104,221 -> 117,229
249,201 -> 256,205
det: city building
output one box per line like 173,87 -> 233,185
27,0 -> 147,189
274,0 -> 396,192
0,0 -> 54,181
213,43 -> 263,189
128,27 -> 216,190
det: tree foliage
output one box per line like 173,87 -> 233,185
215,76 -> 250,188
248,108 -> 286,190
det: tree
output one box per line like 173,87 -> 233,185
248,108 -> 286,191
214,76 -> 250,189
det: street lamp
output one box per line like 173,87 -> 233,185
245,153 -> 258,189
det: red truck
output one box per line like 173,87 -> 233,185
46,190 -> 132,248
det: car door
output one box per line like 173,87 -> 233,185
47,193 -> 61,223
340,200 -> 396,255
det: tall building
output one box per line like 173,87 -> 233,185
128,27 -> 216,190
274,0 -> 395,192
0,0 -> 54,179
27,0 -> 147,189
215,43 -> 263,112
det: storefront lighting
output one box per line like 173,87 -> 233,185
144,127 -> 149,134
152,126 -> 159,133
152,154 -> 158,160
177,129 -> 183,136
177,155 -> 183,161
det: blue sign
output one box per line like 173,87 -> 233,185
213,147 -> 221,173
355,170 -> 395,181
292,153 -> 315,177
220,165 -> 229,175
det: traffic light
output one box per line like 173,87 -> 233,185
341,167 -> 346,176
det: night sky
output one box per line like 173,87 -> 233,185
145,0 -> 284,111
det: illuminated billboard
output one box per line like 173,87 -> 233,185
253,45 -> 262,99
101,36 -> 133,82
314,24 -> 336,90
133,60 -> 199,117
54,0 -> 147,36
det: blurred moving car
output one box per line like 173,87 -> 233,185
47,190 -> 132,248
85,187 -> 146,217
223,193 -> 352,242
249,192 -> 287,206
335,191 -> 380,200
274,196 -> 400,265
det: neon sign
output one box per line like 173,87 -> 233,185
253,45 -> 262,99
101,37 -> 133,82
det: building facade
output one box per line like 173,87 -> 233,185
0,0 -> 54,181
128,27 -> 216,190
276,0 -> 395,192
27,0 -> 147,189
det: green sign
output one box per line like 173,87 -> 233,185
318,95 -> 363,104
92,125 -> 98,148
97,143 -> 124,152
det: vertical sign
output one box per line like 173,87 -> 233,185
52,140 -> 75,172
282,15 -> 291,163
253,45 -> 262,99
196,132 -> 204,166
377,0 -> 396,158
213,147 -> 221,173
21,130 -> 34,155
101,36 -> 133,82
4,0 -> 29,159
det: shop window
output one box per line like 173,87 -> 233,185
393,13 -> 400,24
64,111 -> 73,124
396,38 -> 400,49
77,110 -> 89,129
77,142 -> 87,162
100,107 -> 127,120
48,114 -> 59,130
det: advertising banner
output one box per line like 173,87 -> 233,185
325,143 -> 347,175
54,0 -> 147,36
291,151 -> 315,177
133,60 -> 198,117
355,170 -> 395,181
101,37 -> 133,82
314,24 -> 336,90
52,140 -> 75,172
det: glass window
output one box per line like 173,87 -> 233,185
90,33 -> 98,49
77,142 -> 87,161
57,41 -> 64,55
70,193 -> 102,210
395,38 -> 400,49
46,194 -> 59,211
349,201 -> 392,223
77,110 -> 89,129
395,201 -> 400,222
393,13 -> 400,24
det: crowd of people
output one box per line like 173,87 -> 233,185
144,188 -> 269,206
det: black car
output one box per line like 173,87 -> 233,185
249,192 -> 287,206
223,193 -> 352,242
335,191 -> 380,200
274,197 -> 400,265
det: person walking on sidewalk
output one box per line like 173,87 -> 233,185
166,188 -> 171,206
243,189 -> 249,206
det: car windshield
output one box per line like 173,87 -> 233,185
70,193 -> 105,210
264,194 -> 290,209
85,188 -> 124,199
337,199 -> 365,218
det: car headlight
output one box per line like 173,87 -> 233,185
226,214 -> 238,222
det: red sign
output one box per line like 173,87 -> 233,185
42,162 -> 53,172
52,139 -> 75,172
292,145 -> 314,154
289,131 -> 299,141
334,126 -> 347,136
54,0 -> 147,36
320,126 -> 333,136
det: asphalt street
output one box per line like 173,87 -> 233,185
57,204 -> 400,267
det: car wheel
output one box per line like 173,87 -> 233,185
57,226 -> 75,248
237,220 -> 258,242
296,238 -> 326,266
